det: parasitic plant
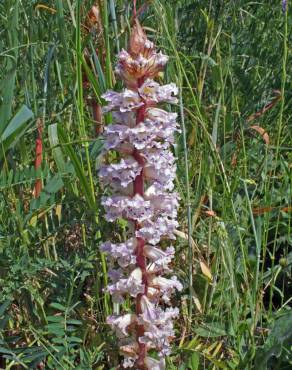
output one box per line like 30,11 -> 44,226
99,15 -> 182,369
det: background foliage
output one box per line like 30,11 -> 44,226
0,0 -> 291,369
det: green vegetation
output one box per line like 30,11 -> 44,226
0,1 -> 291,369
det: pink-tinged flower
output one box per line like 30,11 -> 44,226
146,108 -> 180,142
139,296 -> 179,326
146,107 -> 177,123
145,357 -> 165,370
120,342 -> 139,368
107,267 -> 145,303
103,124 -> 131,151
140,295 -> 160,322
150,276 -> 183,303
138,298 -> 180,356
109,181 -> 134,196
107,313 -> 137,338
146,286 -> 161,302
137,216 -> 179,245
101,194 -> 153,222
103,117 -> 177,154
139,79 -> 178,105
139,321 -> 174,356
143,148 -> 176,168
116,49 -> 169,88
123,356 -> 137,368
161,307 -> 180,322
143,149 -> 177,190
128,121 -> 159,150
112,111 -> 136,127
145,190 -> 179,219
148,121 -> 179,144
99,158 -> 143,188
107,268 -> 123,283
100,238 -> 137,267
102,90 -> 144,113
144,245 -> 175,273
128,118 -> 178,150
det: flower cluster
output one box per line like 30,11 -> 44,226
99,19 -> 182,369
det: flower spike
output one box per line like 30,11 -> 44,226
99,16 -> 181,369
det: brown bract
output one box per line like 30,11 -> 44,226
129,19 -> 154,58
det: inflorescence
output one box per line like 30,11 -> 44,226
99,18 -> 182,369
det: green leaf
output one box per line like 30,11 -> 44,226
0,2 -> 19,126
194,322 -> 228,338
1,105 -> 33,140
0,66 -> 17,129
187,352 -> 200,370
90,40 -> 106,93
48,124 -> 66,173
254,313 -> 292,370
52,337 -> 66,344
67,336 -> 82,343
66,319 -> 82,326
47,316 -> 64,323
21,348 -> 47,363
0,105 -> 34,161
0,300 -> 11,317
49,302 -> 66,311
0,347 -> 13,355
57,125 -> 96,209
81,53 -> 103,104
46,324 -> 65,337
90,138 -> 103,159
43,175 -> 64,194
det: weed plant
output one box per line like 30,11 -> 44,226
0,1 -> 291,369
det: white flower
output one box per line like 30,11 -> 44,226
120,342 -> 139,368
102,90 -> 144,113
145,245 -> 175,273
139,79 -> 178,105
100,238 -> 137,267
137,216 -> 178,245
143,149 -> 177,190
146,107 -> 177,123
107,313 -> 137,338
101,194 -> 153,222
150,276 -> 183,303
99,158 -> 142,188
112,111 -> 136,127
107,267 -> 145,303
103,124 -> 130,151
140,295 -> 160,323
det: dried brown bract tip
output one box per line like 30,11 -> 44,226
129,19 -> 154,57
86,5 -> 103,35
